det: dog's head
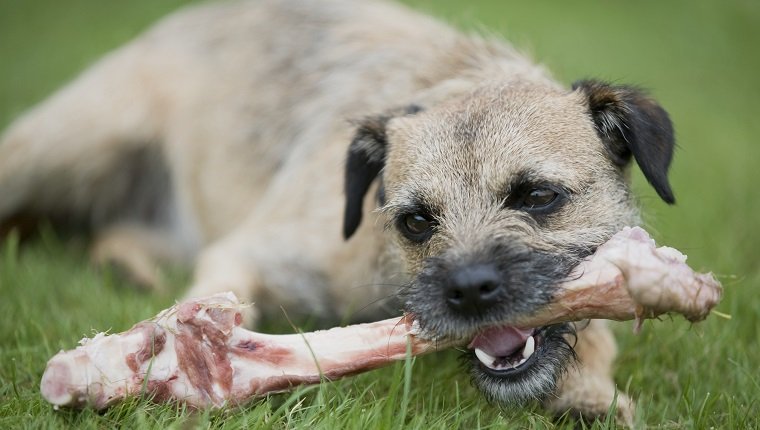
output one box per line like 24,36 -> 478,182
342,79 -> 675,404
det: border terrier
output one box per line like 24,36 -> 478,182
0,0 -> 675,423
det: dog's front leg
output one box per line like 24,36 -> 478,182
544,320 -> 635,426
184,237 -> 264,327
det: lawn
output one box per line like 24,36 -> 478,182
1,0 -> 758,428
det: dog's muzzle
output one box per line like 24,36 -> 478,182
403,244 -> 583,405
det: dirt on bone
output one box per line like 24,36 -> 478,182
39,227 -> 722,410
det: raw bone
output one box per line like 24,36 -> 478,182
39,295 -> 440,410
40,227 -> 721,410
514,226 -> 722,331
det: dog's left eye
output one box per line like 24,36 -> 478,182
524,188 -> 558,208
400,213 -> 435,242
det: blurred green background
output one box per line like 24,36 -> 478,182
1,0 -> 758,428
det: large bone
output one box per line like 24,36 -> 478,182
40,227 -> 721,410
514,226 -> 722,331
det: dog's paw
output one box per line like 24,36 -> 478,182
545,375 -> 636,427
239,304 -> 261,329
184,283 -> 261,329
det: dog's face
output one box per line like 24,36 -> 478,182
343,80 -> 675,404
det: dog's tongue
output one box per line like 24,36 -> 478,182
467,326 -> 533,357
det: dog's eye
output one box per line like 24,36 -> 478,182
522,188 -> 559,210
400,213 -> 435,242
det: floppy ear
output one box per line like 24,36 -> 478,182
572,80 -> 676,203
343,105 -> 424,239
343,115 -> 391,240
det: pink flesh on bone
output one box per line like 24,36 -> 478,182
513,226 -> 723,331
468,326 -> 533,357
40,226 -> 722,410
39,294 -> 448,409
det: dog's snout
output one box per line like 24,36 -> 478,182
445,264 -> 502,315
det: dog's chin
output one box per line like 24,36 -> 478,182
465,323 -> 576,405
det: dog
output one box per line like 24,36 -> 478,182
0,0 -> 676,423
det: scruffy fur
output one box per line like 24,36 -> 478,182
0,0 -> 677,425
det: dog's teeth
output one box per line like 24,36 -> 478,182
517,358 -> 527,366
522,336 -> 535,359
474,348 -> 496,367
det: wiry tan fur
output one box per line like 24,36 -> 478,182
0,0 -> 657,424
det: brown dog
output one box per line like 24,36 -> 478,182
0,0 -> 676,423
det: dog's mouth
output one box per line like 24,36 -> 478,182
459,322 -> 576,404
468,325 -> 539,374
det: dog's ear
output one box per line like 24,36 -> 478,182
573,80 -> 676,203
343,105 -> 423,240
343,115 -> 389,239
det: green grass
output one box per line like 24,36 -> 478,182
1,0 -> 758,428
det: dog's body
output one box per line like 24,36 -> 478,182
0,0 -> 678,423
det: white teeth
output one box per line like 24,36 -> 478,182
475,337 -> 536,371
474,348 -> 497,367
522,336 -> 535,359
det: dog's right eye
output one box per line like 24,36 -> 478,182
523,188 -> 558,209
513,185 -> 566,215
400,213 -> 435,242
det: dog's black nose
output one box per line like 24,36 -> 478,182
445,264 -> 502,315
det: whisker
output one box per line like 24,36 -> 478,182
346,292 -> 402,321
348,282 -> 406,291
